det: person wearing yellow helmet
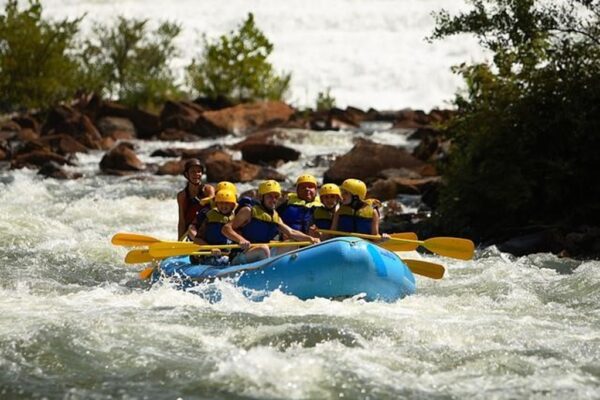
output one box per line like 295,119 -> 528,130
177,159 -> 215,240
215,181 -> 237,195
222,180 -> 320,264
192,189 -> 238,265
277,174 -> 322,234
331,178 -> 386,236
309,183 -> 342,236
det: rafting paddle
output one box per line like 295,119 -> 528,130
319,229 -> 474,260
111,232 -> 162,247
125,249 -> 212,264
402,259 -> 445,279
148,241 -> 314,258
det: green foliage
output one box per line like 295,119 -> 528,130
0,0 -> 82,111
79,17 -> 182,109
316,88 -> 336,111
431,0 -> 600,239
186,13 -> 291,103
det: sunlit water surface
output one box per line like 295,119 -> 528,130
1,130 -> 599,399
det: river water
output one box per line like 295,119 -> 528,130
1,127 -> 599,399
2,0 -> 599,398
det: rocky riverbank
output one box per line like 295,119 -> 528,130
1,95 -> 598,258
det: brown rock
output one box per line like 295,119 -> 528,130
151,146 -> 232,164
156,159 -> 186,176
205,159 -> 260,182
98,101 -> 160,139
12,115 -> 41,133
231,130 -> 300,165
99,142 -> 145,175
196,101 -> 294,137
157,129 -> 201,142
17,128 -> 39,142
160,100 -> 205,132
42,105 -> 103,149
1,120 -> 22,135
12,150 -> 71,168
324,139 -> 436,183
38,161 -> 82,180
155,148 -> 235,176
38,134 -> 88,155
96,116 -> 137,139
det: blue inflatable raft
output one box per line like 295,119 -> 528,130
153,237 -> 416,302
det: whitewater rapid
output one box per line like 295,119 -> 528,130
1,128 -> 599,398
40,0 -> 487,111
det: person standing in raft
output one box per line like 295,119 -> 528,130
192,189 -> 237,265
222,180 -> 320,265
277,174 -> 322,234
177,159 -> 215,240
330,178 -> 389,238
309,183 -> 342,238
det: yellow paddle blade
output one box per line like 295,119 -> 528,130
139,266 -> 155,280
149,242 -> 201,258
111,232 -> 160,247
401,258 -> 445,279
381,233 -> 419,252
125,249 -> 155,264
422,237 -> 475,260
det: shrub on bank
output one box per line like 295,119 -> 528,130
186,13 -> 291,104
79,17 -> 183,110
0,0 -> 82,112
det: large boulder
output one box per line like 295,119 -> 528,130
11,150 -> 71,169
231,130 -> 300,165
155,149 -> 231,176
195,101 -> 295,137
324,139 -> 435,183
160,100 -> 205,133
205,158 -> 285,183
42,105 -> 104,149
96,116 -> 137,140
99,142 -> 145,175
38,134 -> 88,155
38,161 -> 82,180
98,101 -> 160,139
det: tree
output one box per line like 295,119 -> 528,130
79,17 -> 182,109
429,0 -> 600,239
0,0 -> 82,111
186,13 -> 290,103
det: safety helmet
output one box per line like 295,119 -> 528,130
319,183 -> 342,199
216,181 -> 237,194
341,178 -> 367,200
258,180 -> 282,196
183,158 -> 205,174
296,174 -> 317,186
215,189 -> 237,205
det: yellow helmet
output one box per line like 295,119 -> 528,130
319,183 -> 342,199
341,178 -> 367,200
215,189 -> 237,205
296,174 -> 317,186
216,181 -> 237,194
258,180 -> 282,196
